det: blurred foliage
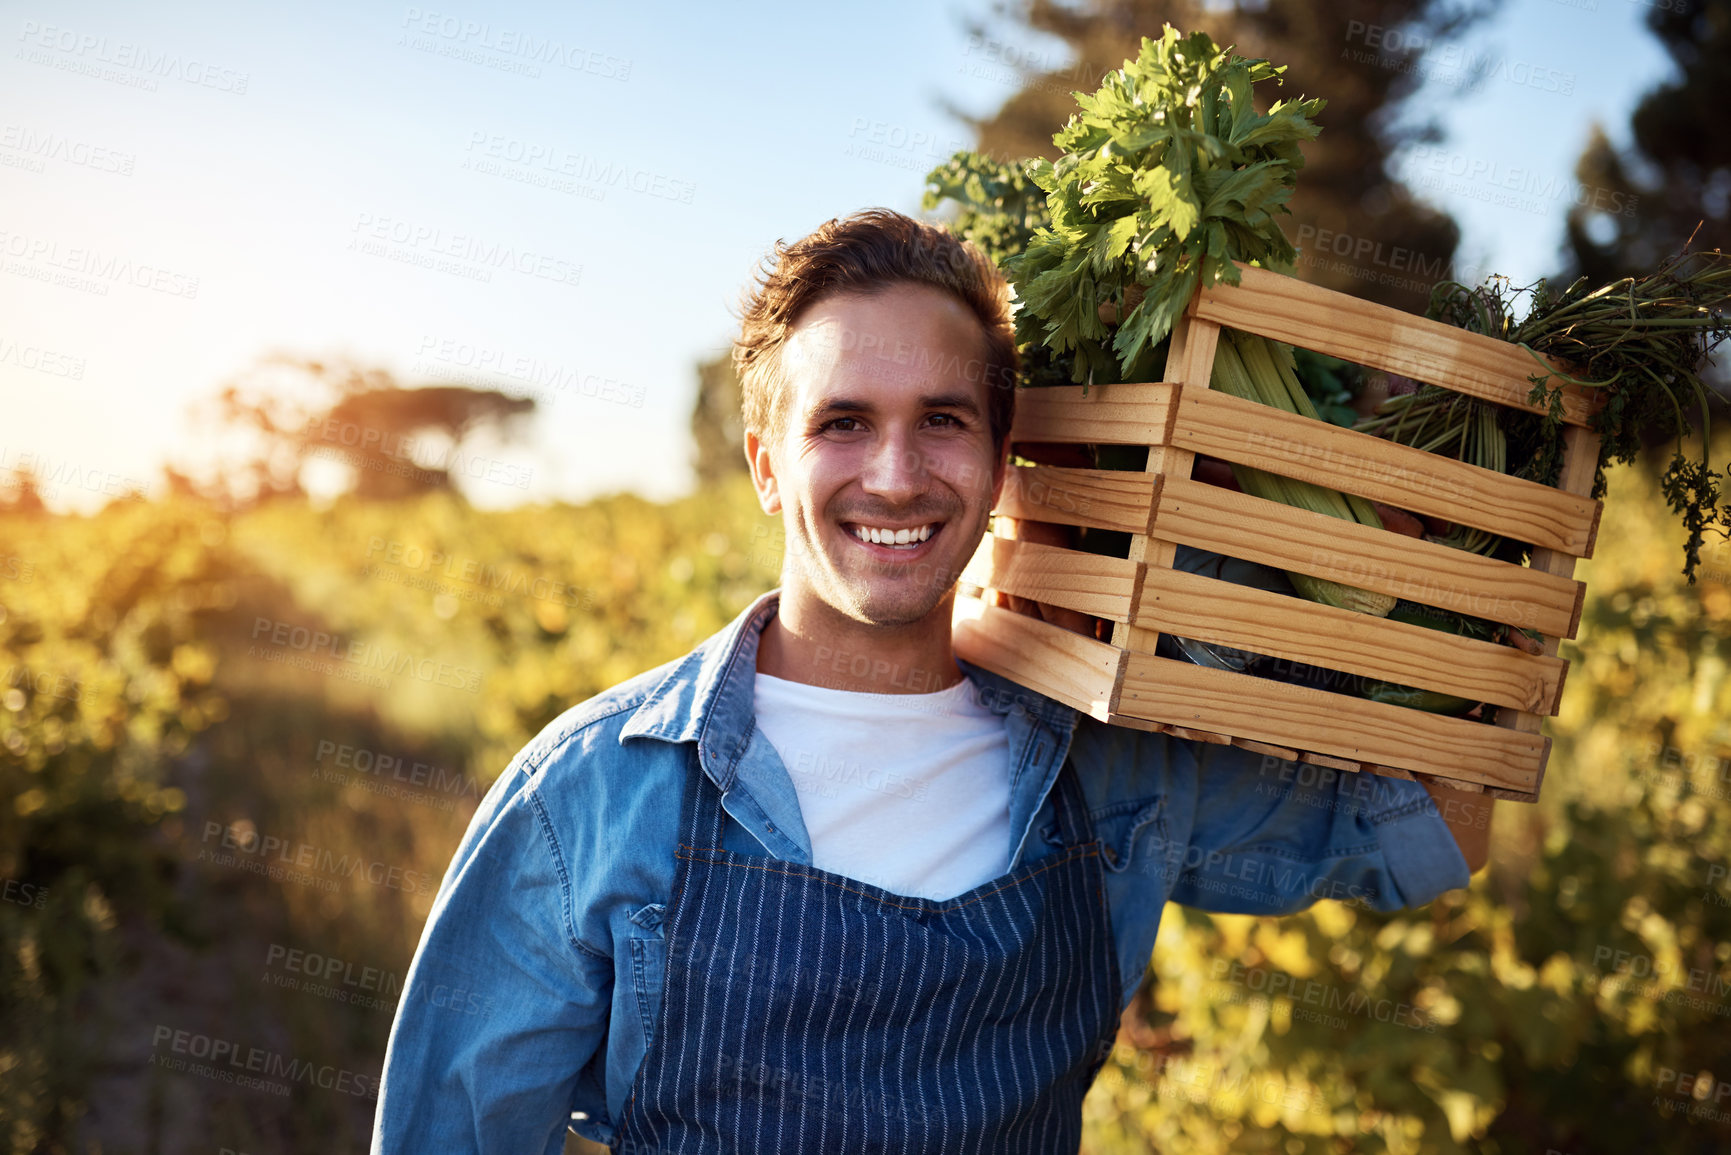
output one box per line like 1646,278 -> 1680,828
0,475 -> 779,1153
1566,0 -> 1731,289
1081,434 -> 1731,1154
690,348 -> 748,485
1,501 -> 236,1149
4,438 -> 1731,1152
227,478 -> 781,776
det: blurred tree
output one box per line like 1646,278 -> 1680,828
192,356 -> 535,505
946,0 -> 1491,312
1565,1 -> 1731,294
0,465 -> 48,515
689,349 -> 747,484
316,379 -> 533,499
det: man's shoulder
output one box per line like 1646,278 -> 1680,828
507,650 -> 694,787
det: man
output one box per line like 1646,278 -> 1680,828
370,208 -> 1490,1154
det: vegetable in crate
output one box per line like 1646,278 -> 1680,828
1208,328 -> 1394,615
926,27 -> 1396,618
1355,248 -> 1731,581
1006,26 -> 1320,387
1358,602 -> 1498,717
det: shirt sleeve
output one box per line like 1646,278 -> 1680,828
1165,739 -> 1471,915
370,762 -> 613,1154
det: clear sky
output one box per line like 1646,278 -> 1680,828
0,0 -> 1677,512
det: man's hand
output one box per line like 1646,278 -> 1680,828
990,516 -> 1109,640
990,442 -> 1108,640
1418,775 -> 1494,874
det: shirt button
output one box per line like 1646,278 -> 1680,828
766,824 -> 775,833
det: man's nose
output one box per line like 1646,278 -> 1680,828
859,434 -> 926,500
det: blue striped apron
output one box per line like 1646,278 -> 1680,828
609,752 -> 1122,1154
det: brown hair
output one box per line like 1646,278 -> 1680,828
733,208 -> 1018,455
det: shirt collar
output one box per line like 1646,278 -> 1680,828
618,587 -> 1080,790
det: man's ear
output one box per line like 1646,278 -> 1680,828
745,427 -> 781,516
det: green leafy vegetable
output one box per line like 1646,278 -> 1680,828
924,28 -> 1396,619
997,26 -> 1324,386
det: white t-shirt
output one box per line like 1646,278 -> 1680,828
752,671 -> 1012,901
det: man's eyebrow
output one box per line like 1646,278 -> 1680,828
920,392 -> 982,414
809,393 -> 982,416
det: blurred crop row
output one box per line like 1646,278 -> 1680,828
4,439 -> 1730,1152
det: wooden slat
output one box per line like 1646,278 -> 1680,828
1171,385 -> 1601,558
1009,383 -> 1177,445
1111,716 -> 1236,745
961,535 -> 1138,622
1116,622 -> 1166,657
1490,421 -> 1603,801
1107,317 -> 1220,654
1416,771 -> 1485,794
1164,724 -> 1235,745
1114,652 -> 1544,791
1150,476 -> 1584,638
1294,750 -> 1362,773
970,534 -> 1568,715
1165,310 -> 1222,395
1134,565 -> 1567,714
995,465 -> 1156,534
1152,723 -> 1426,784
1232,737 -> 1301,761
952,591 -> 1124,721
1193,264 -> 1603,427
1114,615 -> 1548,780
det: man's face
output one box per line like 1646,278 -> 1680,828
746,282 -> 1007,628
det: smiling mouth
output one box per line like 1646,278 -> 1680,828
841,521 -> 942,551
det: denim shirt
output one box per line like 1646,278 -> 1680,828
370,589 -> 1470,1153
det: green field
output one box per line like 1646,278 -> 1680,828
4,454 -> 1730,1153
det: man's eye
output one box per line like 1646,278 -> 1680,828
821,417 -> 862,432
927,413 -> 965,428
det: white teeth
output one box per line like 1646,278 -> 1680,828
851,523 -> 935,546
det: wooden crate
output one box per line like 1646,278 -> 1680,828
952,263 -> 1606,802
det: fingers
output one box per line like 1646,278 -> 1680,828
1042,604 -> 1101,638
995,515 -> 1075,549
990,588 -> 1100,639
1504,628 -> 1545,655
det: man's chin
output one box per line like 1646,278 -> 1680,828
826,574 -> 956,628
852,596 -> 951,629
785,537 -> 973,625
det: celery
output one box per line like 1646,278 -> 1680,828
1205,329 -> 1395,617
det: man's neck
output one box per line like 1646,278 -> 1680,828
756,590 -> 965,695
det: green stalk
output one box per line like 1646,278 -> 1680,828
1207,328 -> 1395,617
